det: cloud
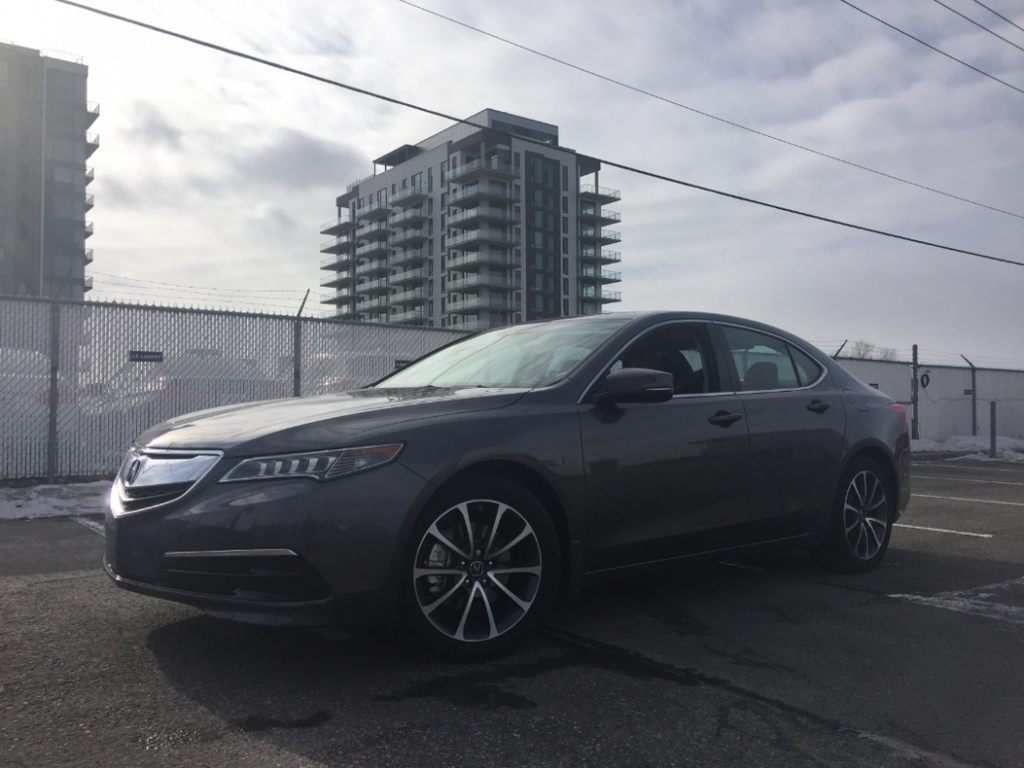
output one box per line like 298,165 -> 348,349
225,129 -> 367,190
126,102 -> 185,150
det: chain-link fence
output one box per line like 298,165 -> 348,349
0,297 -> 468,481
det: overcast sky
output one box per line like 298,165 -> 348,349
4,0 -> 1022,365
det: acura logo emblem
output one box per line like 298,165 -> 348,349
126,459 -> 142,485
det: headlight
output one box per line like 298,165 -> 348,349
219,443 -> 404,483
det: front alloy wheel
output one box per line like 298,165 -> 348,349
405,476 -> 559,659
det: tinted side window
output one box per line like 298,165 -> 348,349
721,326 -> 800,391
788,344 -> 823,387
611,323 -> 721,394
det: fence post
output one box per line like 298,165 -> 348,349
293,289 -> 309,398
990,401 -> 997,459
961,355 -> 977,436
911,344 -> 920,440
46,302 -> 60,484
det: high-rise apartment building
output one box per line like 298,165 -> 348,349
319,110 -> 621,328
0,41 -> 97,300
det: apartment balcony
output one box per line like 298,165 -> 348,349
391,267 -> 428,286
446,251 -> 520,270
85,133 -> 100,158
355,241 -> 389,259
84,221 -> 94,239
84,102 -> 100,128
321,252 -> 355,271
579,184 -> 621,204
391,287 -> 427,305
391,183 -> 427,208
580,286 -> 622,303
447,206 -> 516,228
447,158 -> 518,184
85,167 -> 95,186
578,226 -> 620,245
356,295 -> 389,312
390,248 -> 428,268
84,248 -> 93,264
448,184 -> 520,208
334,303 -> 357,318
320,270 -> 352,288
355,277 -> 389,296
392,307 -> 429,325
447,229 -> 520,249
448,295 -> 522,313
390,227 -> 427,248
580,206 -> 621,226
84,194 -> 94,211
355,200 -> 391,221
390,208 -> 427,227
447,274 -> 521,292
355,259 -> 389,277
320,213 -> 355,236
355,221 -> 390,242
579,267 -> 621,283
320,235 -> 355,255
320,290 -> 352,306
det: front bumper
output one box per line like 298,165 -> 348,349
104,460 -> 431,627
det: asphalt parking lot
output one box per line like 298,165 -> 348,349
1,460 -> 1022,768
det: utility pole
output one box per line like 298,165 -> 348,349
961,355 -> 977,436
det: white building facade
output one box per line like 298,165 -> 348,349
319,110 -> 621,329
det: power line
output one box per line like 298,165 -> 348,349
52,0 -> 1024,270
929,0 -> 1024,53
396,0 -> 1024,221
969,0 -> 1024,36
838,0 -> 1024,95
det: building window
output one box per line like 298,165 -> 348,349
562,165 -> 568,191
563,298 -> 569,316
563,277 -> 569,295
562,237 -> 569,255
562,196 -> 568,214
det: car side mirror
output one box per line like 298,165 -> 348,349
599,368 -> 674,404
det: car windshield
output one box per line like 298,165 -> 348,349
374,315 -> 633,389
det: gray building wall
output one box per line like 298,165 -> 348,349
319,110 -> 621,328
0,42 -> 96,301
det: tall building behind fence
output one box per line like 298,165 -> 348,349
319,109 -> 622,329
0,41 -> 97,301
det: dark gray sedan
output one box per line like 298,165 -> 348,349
104,312 -> 910,658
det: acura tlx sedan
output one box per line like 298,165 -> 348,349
105,312 -> 910,659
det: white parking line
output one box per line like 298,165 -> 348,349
894,523 -> 992,538
914,475 -> 1024,487
73,517 -> 105,536
890,577 -> 1024,627
915,493 -> 1024,508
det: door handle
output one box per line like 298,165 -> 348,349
806,399 -> 831,414
708,410 -> 743,427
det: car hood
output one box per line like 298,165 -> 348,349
136,386 -> 527,457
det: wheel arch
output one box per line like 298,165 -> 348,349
840,442 -> 900,504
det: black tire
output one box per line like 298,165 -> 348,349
401,475 -> 561,660
817,457 -> 894,574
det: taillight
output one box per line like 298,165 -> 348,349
889,403 -> 908,429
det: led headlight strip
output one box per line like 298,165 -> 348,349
220,444 -> 404,483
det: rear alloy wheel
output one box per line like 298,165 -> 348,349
820,458 -> 893,573
404,476 -> 560,659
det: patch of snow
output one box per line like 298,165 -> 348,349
0,481 -> 111,521
912,435 -> 1024,459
